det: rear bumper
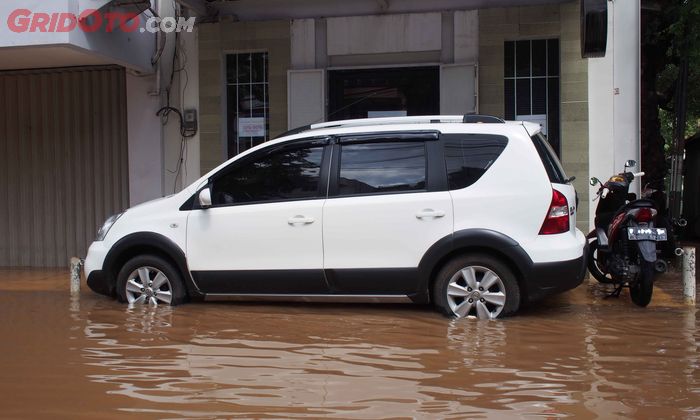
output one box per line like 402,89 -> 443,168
522,242 -> 588,303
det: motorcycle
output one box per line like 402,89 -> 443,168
587,160 -> 671,307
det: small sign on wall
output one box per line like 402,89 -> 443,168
238,117 -> 266,137
516,114 -> 548,136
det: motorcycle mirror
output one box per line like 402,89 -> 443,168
590,177 -> 599,186
624,160 -> 637,168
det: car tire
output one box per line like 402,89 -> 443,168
433,254 -> 520,319
116,255 -> 187,306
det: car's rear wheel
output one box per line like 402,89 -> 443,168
116,255 -> 186,306
433,254 -> 520,319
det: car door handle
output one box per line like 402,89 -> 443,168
416,209 -> 446,219
288,215 -> 315,225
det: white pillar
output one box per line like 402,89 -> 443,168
291,19 -> 316,70
182,27 -> 201,185
587,0 -> 641,230
126,4 -> 201,203
126,72 -> 164,205
161,6 -> 201,191
70,257 -> 82,294
684,246 -> 696,305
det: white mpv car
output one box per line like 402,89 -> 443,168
85,115 -> 587,319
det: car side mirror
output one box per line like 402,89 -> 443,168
625,160 -> 636,168
590,177 -> 599,186
198,187 -> 212,208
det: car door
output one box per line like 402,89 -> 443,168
322,132 -> 454,295
186,139 -> 331,295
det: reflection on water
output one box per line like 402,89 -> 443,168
0,269 -> 699,418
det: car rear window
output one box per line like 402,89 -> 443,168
443,134 -> 508,190
531,133 -> 567,184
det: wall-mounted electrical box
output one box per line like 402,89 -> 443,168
184,109 -> 198,137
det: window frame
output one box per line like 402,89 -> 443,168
327,131 -> 444,198
504,38 -> 561,157
225,51 -> 270,159
201,137 -> 333,209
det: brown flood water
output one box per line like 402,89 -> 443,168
0,269 -> 698,419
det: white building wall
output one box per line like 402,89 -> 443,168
326,13 -> 442,55
0,0 -> 154,72
453,10 -> 478,64
182,28 -> 201,187
67,7 -> 155,72
123,2 -> 201,202
291,19 -> 316,69
588,0 -> 641,229
127,73 -> 163,206
288,11 -> 479,126
0,0 -> 200,202
444,10 -> 478,114
0,0 -> 71,46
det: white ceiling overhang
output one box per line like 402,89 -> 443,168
179,0 -> 571,20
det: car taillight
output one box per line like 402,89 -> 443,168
539,189 -> 570,235
632,207 -> 655,223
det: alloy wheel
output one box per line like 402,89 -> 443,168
446,266 -> 506,319
125,266 -> 173,306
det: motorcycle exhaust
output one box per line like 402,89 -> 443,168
654,259 -> 668,274
675,247 -> 685,257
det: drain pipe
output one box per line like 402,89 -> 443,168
682,246 -> 696,305
70,257 -> 84,295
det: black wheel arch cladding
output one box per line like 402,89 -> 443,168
101,232 -> 203,299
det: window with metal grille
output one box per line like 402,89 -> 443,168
226,52 -> 269,158
504,39 -> 560,157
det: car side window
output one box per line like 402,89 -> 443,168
530,133 -> 567,184
211,144 -> 324,205
444,134 -> 509,190
338,141 -> 427,196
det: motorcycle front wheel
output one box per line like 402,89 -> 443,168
587,239 -> 615,284
630,260 -> 654,307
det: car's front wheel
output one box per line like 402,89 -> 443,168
116,255 -> 186,306
433,254 -> 520,319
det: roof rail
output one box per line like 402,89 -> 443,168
311,115 -> 484,130
462,114 -> 505,123
274,124 -> 312,139
309,115 -> 465,130
275,114 -> 509,138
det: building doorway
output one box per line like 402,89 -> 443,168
327,66 -> 440,122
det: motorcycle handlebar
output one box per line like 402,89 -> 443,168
593,171 -> 645,201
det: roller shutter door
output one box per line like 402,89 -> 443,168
0,66 -> 129,267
